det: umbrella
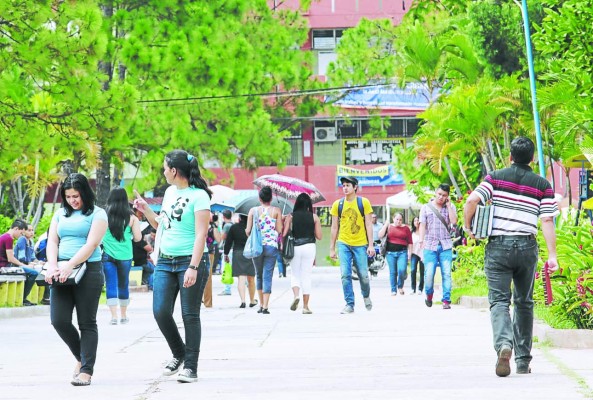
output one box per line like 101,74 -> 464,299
210,190 -> 259,213
209,185 -> 237,204
234,196 -> 293,216
253,174 -> 325,204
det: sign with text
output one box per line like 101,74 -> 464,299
344,139 -> 405,165
337,165 -> 404,187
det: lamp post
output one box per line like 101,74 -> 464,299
520,0 -> 546,179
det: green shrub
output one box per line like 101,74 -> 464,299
452,240 -> 488,302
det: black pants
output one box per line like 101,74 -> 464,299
50,262 -> 104,375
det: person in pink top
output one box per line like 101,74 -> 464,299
379,213 -> 413,296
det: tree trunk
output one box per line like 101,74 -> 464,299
565,167 -> 572,207
443,156 -> 462,198
32,188 -> 46,228
457,159 -> 473,191
96,149 -> 111,208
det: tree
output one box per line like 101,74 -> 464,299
102,0 -> 324,194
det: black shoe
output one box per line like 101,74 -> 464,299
495,345 -> 512,377
425,297 -> 433,308
516,364 -> 531,374
262,308 -> 270,314
239,303 -> 246,308
249,300 -> 258,308
41,299 -> 50,305
257,307 -> 263,313
23,300 -> 35,307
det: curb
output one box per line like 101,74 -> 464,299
459,296 -> 593,349
0,304 -> 50,319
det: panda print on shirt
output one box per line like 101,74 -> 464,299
170,197 -> 189,222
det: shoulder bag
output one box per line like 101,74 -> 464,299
427,203 -> 452,233
244,208 -> 263,259
36,261 -> 87,286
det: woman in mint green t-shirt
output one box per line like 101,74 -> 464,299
102,187 -> 142,325
133,149 -> 212,383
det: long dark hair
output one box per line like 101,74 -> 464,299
60,173 -> 96,217
411,216 -> 420,233
106,187 -> 132,242
293,193 -> 313,213
165,149 -> 212,199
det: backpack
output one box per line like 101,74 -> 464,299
35,238 -> 48,261
337,196 -> 368,238
338,196 -> 365,219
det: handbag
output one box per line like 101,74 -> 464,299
35,261 -> 87,286
379,235 -> 388,256
221,261 -> 234,285
282,216 -> 295,260
244,208 -> 263,259
471,202 -> 494,239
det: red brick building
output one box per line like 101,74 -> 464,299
209,0 -> 422,208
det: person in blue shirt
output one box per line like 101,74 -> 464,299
134,150 -> 212,384
44,173 -> 108,386
13,223 -> 40,305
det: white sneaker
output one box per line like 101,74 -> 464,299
364,297 -> 373,311
177,368 -> 198,383
340,305 -> 354,314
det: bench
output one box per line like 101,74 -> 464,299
0,275 -> 48,307
0,275 -> 26,307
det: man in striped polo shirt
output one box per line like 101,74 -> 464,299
463,136 -> 558,377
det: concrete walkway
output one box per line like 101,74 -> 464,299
1,267 -> 592,400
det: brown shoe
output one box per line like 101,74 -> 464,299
495,345 -> 512,377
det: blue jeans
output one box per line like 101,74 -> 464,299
50,262 -> 104,375
142,261 -> 155,289
22,266 -> 39,301
410,254 -> 424,292
102,253 -> 132,306
253,245 -> 278,293
386,250 -> 407,292
485,235 -> 538,364
423,244 -> 452,302
337,242 -> 370,307
153,254 -> 209,372
276,252 -> 285,277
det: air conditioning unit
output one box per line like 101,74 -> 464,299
314,127 -> 337,142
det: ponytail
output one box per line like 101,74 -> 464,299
165,149 -> 213,199
188,157 -> 212,199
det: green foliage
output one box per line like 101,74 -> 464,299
0,215 -> 13,234
467,0 -> 527,78
535,220 -> 593,329
452,240 -> 488,290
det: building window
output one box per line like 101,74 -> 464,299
312,29 -> 344,50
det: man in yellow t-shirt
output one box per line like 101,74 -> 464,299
330,176 -> 375,314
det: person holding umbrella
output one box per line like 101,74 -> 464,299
245,186 -> 283,314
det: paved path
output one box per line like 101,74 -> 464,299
1,267 -> 592,400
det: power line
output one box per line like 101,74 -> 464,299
137,83 -> 396,107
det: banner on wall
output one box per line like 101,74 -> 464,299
336,165 -> 404,187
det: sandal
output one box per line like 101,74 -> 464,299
71,374 -> 92,386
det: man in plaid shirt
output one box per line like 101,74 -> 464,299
419,184 -> 457,310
